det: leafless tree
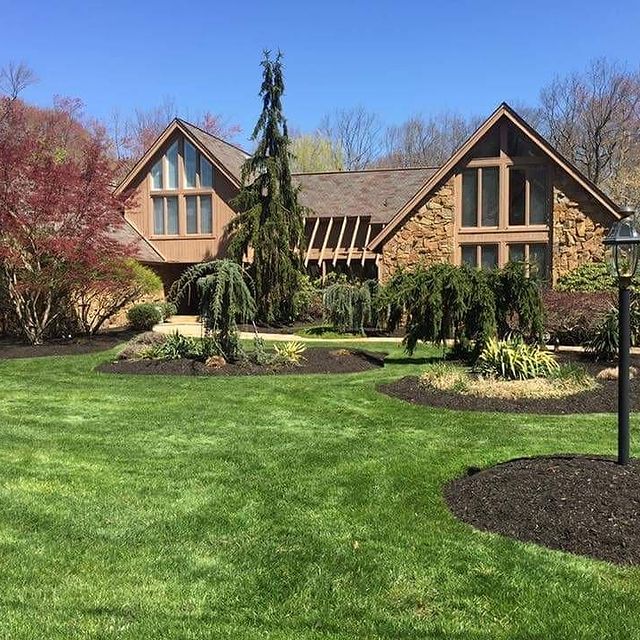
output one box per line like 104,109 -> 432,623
538,58 -> 640,194
379,111 -> 481,168
108,96 -> 241,163
319,106 -> 382,170
0,61 -> 37,100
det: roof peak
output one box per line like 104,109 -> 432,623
175,117 -> 250,157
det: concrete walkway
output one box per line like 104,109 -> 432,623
153,316 -> 403,343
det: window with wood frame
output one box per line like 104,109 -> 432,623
508,242 -> 549,279
456,121 -> 551,271
149,136 -> 215,237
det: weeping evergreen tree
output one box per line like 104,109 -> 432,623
379,262 -> 544,358
168,260 -> 256,361
227,50 -> 305,324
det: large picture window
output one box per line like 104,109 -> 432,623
457,121 -> 552,275
148,137 -> 216,237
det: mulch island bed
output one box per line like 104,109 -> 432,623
0,331 -> 133,360
379,355 -> 640,415
97,347 -> 385,377
445,455 -> 640,565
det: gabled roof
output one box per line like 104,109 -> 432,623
114,119 -> 249,195
294,167 -> 437,224
368,102 -> 624,250
112,218 -> 165,263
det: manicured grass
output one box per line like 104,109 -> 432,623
0,341 -> 638,638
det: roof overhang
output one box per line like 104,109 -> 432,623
368,102 -> 624,251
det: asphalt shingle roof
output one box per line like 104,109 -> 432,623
293,167 -> 437,224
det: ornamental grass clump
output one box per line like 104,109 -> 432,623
273,341 -> 307,365
475,337 -> 559,381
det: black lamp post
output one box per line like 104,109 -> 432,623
603,208 -> 640,465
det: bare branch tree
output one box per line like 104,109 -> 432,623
538,58 -> 640,190
379,111 -> 481,168
319,106 -> 382,170
0,61 -> 37,100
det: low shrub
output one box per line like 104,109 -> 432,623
475,337 -> 559,380
274,341 -> 307,365
127,303 -> 163,331
118,331 -> 167,360
158,301 -> 178,321
420,360 -> 594,399
250,333 -> 276,366
556,262 -> 616,292
542,290 -> 613,346
146,332 -> 201,360
143,332 -> 224,361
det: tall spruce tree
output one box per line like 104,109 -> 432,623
228,51 -> 305,324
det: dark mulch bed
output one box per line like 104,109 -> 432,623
378,353 -> 640,415
97,347 -> 385,377
445,455 -> 640,565
0,330 -> 134,360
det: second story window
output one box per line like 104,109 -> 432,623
509,166 -> 548,226
153,196 -> 179,235
462,167 -> 499,227
184,141 -> 214,189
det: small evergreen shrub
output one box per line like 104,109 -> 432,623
475,337 -> 559,380
127,303 -> 162,331
158,301 -> 178,321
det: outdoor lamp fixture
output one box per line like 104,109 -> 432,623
603,206 -> 640,465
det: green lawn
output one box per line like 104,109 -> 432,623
0,341 -> 638,639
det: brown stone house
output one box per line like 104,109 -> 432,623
115,102 -> 624,295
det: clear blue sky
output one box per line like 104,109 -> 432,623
2,0 -> 640,146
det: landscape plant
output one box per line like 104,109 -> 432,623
0,91 -> 134,344
273,340 -> 307,364
127,303 -> 162,331
168,259 -> 256,362
73,260 -> 162,335
379,262 -> 544,358
227,51 -> 306,324
474,337 -> 559,380
322,280 -> 374,335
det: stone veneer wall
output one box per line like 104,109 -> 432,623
551,167 -> 612,283
378,169 -> 615,285
379,178 -> 454,282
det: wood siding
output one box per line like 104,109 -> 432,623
123,132 -> 239,263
